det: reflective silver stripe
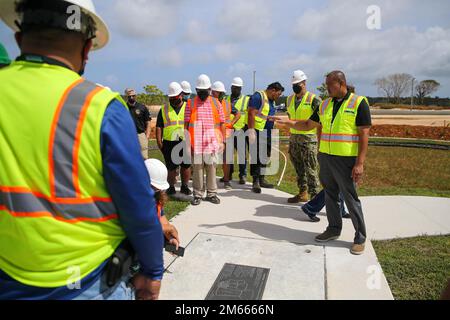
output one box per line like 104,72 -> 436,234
163,104 -> 178,127
306,92 -> 314,104
224,100 -> 232,124
287,95 -> 294,110
321,98 -> 332,115
321,134 -> 360,142
0,190 -> 117,221
52,80 -> 99,198
347,94 -> 359,110
240,96 -> 249,112
210,96 -> 219,112
256,91 -> 269,120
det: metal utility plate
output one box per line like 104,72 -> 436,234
206,263 -> 270,300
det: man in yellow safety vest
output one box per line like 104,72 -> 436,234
0,0 -> 164,299
275,71 -> 372,255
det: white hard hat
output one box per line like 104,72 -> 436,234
196,74 -> 212,90
231,77 -> 244,87
0,0 -> 110,50
145,159 -> 170,191
168,82 -> 183,97
180,81 -> 192,94
212,81 -> 226,93
292,70 -> 308,84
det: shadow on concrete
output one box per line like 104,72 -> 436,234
199,220 -> 351,249
253,204 -> 329,221
218,189 -> 289,205
254,204 -> 305,220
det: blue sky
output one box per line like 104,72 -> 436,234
1,0 -> 450,97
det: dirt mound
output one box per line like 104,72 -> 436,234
370,125 -> 449,140
276,124 -> 450,141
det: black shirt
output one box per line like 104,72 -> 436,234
309,91 -> 372,127
156,104 -> 183,128
128,102 -> 151,134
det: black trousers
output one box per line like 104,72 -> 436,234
318,153 -> 367,244
229,128 -> 248,178
250,129 -> 272,178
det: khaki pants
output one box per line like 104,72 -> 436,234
138,133 -> 149,160
192,153 -> 218,198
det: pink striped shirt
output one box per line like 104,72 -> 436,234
185,97 -> 225,155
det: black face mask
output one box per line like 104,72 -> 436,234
182,94 -> 190,102
197,90 -> 209,101
218,93 -> 226,101
231,86 -> 241,98
293,84 -> 302,94
128,97 -> 136,105
170,97 -> 182,107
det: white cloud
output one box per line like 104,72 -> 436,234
227,62 -> 255,77
217,0 -> 274,41
157,48 -> 183,67
113,0 -> 181,38
215,43 -> 238,61
285,0 -> 450,93
183,20 -> 213,44
105,74 -> 119,85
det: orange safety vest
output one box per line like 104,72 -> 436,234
221,99 -> 234,139
187,96 -> 224,147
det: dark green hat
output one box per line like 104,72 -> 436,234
0,43 -> 11,65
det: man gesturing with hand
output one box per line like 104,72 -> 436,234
275,71 -> 372,255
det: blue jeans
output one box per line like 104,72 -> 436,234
74,274 -> 135,300
303,189 -> 348,217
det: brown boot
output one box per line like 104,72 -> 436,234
287,191 -> 309,203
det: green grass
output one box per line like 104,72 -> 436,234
372,235 -> 450,300
369,137 -> 450,146
264,145 -> 450,198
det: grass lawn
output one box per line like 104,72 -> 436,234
262,145 -> 450,198
372,235 -> 450,300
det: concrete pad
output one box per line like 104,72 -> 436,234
360,196 -> 450,240
160,233 -> 325,300
326,241 -> 394,300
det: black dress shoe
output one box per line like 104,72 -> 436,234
259,177 -> 274,189
252,180 -> 262,194
167,186 -> 176,195
191,197 -> 202,206
180,184 -> 192,195
239,176 -> 246,185
205,195 -> 221,204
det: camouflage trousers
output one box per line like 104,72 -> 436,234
288,134 -> 321,197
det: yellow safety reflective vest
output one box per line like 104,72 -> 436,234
318,93 -> 368,157
286,91 -> 317,135
254,91 -> 270,131
161,102 -> 185,141
228,95 -> 249,130
0,61 -> 126,288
